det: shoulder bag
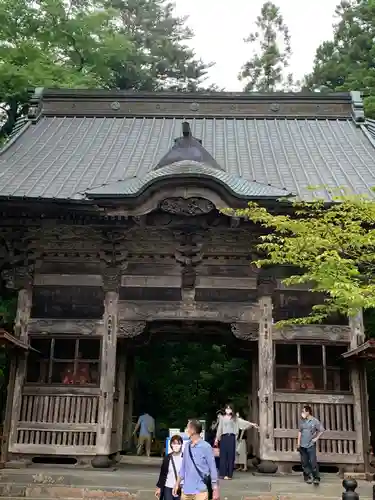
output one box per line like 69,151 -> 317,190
188,444 -> 213,500
170,455 -> 181,498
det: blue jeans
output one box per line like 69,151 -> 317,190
300,444 -> 319,480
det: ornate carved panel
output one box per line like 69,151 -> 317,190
119,300 -> 260,323
32,286 -> 104,319
2,264 -> 34,289
231,322 -> 258,341
27,319 -> 103,335
160,197 -> 215,216
118,321 -> 147,338
274,325 -> 351,342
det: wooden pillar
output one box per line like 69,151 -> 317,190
115,341 -> 126,452
349,311 -> 366,466
251,352 -> 259,457
93,272 -> 119,467
258,294 -> 274,460
7,268 -> 33,455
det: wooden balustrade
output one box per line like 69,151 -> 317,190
10,390 -> 99,455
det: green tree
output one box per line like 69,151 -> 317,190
105,0 -> 213,91
305,0 -> 375,117
0,0 -> 213,141
225,194 -> 375,325
238,1 -> 293,92
135,340 -> 249,428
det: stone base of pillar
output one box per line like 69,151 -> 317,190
91,455 -> 112,468
256,460 -> 278,474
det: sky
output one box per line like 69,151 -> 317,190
173,0 -> 339,91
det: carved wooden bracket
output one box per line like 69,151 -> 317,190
231,322 -> 258,341
100,229 -> 129,291
118,321 -> 147,338
160,197 -> 215,216
173,230 -> 204,290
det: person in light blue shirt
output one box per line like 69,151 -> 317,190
173,419 -> 219,500
297,405 -> 324,485
133,411 -> 155,457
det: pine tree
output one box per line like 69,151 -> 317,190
305,0 -> 375,117
239,1 -> 292,92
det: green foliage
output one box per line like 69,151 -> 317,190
0,297 -> 17,327
0,0 -> 212,140
239,1 -> 295,92
135,341 -> 249,428
305,0 -> 375,117
225,193 -> 375,324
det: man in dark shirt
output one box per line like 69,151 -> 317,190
297,405 -> 324,484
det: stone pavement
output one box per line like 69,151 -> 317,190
0,465 -> 373,500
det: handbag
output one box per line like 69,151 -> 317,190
188,444 -> 213,500
170,455 -> 181,498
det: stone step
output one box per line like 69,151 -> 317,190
0,483 -> 371,500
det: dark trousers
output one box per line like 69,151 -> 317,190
300,445 -> 320,480
219,433 -> 236,478
162,487 -> 180,500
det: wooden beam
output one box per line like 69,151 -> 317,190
34,274 -> 103,286
27,319 -> 104,336
273,325 -> 351,342
273,392 -> 354,404
261,450 -> 363,464
119,300 -> 260,323
10,444 -> 97,455
274,428 -> 357,440
258,295 -> 274,460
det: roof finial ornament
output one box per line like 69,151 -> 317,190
182,121 -> 191,137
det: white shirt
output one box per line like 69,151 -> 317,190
165,454 -> 183,488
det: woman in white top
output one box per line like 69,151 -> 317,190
235,412 -> 259,472
155,435 -> 183,500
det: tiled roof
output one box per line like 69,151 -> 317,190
0,90 -> 375,201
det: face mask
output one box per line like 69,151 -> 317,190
171,444 -> 182,453
225,408 -> 232,415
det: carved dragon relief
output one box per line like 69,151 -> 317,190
118,320 -> 147,338
160,197 -> 215,217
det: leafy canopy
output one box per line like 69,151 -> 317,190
0,0 -> 212,140
239,1 -> 295,92
226,194 -> 375,324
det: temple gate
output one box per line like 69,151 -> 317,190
0,88 -> 372,472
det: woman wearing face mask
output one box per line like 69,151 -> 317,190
155,435 -> 183,500
214,403 -> 239,480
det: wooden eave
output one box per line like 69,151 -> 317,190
0,329 -> 35,351
341,339 -> 375,360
